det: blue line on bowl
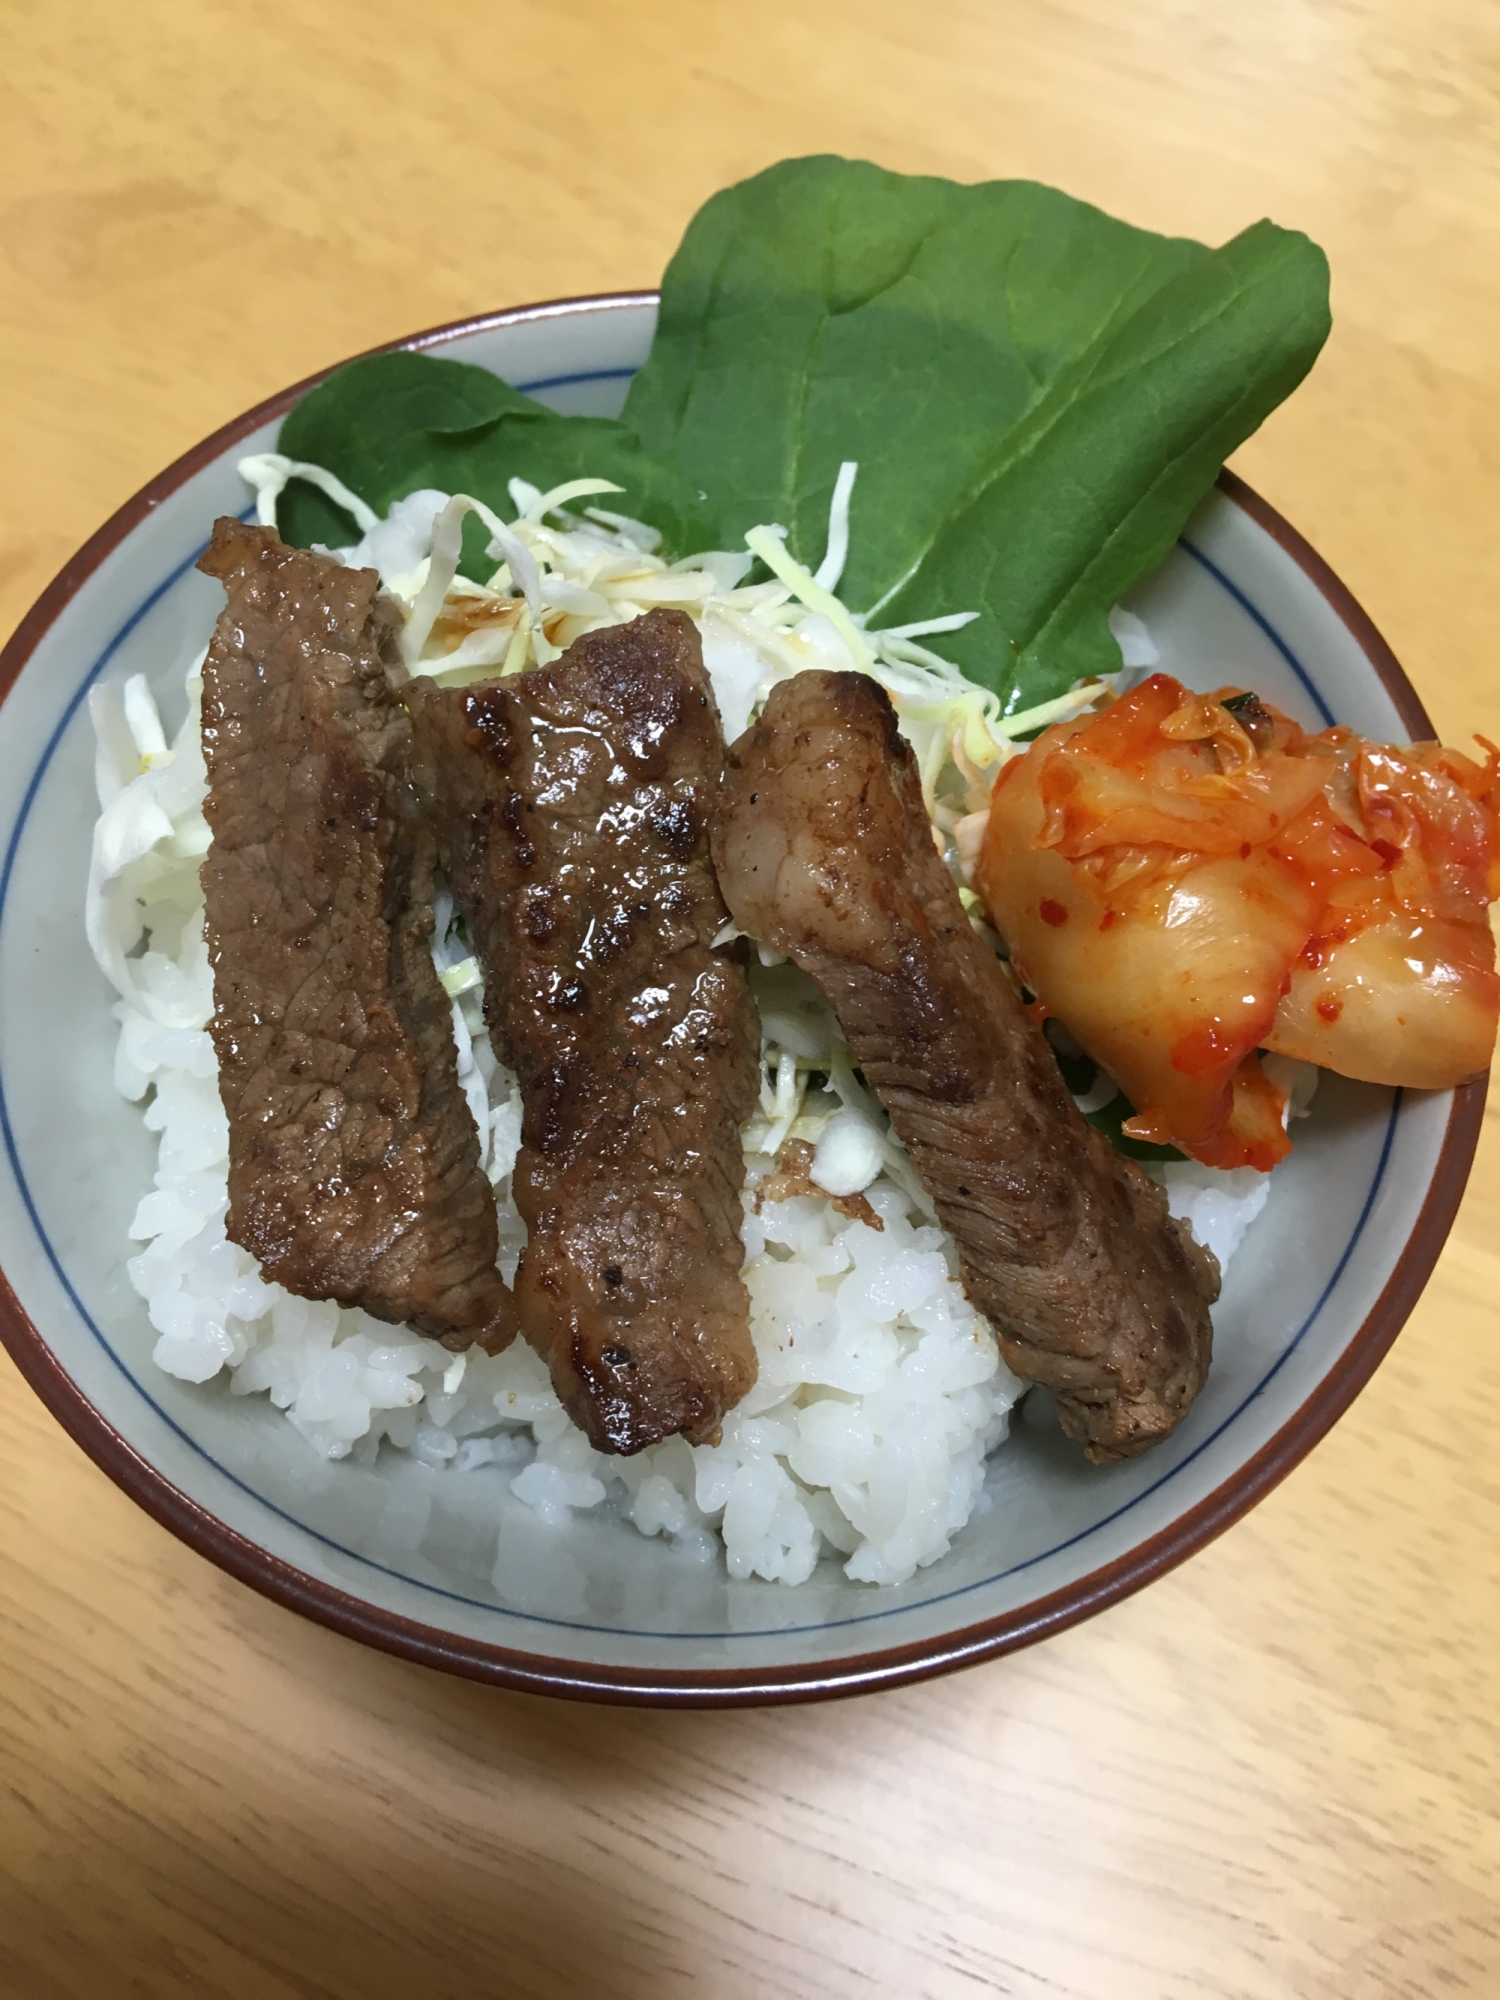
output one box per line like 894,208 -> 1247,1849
0,475 -> 1398,1646
1178,537 -> 1336,728
505,365 -> 640,395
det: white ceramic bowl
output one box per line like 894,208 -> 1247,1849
0,297 -> 1483,1704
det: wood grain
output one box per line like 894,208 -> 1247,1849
2,2 -> 1498,1993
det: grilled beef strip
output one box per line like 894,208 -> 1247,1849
406,609 -> 759,1454
197,518 -> 512,1351
712,669 -> 1220,1462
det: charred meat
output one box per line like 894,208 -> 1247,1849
713,669 -> 1219,1462
407,609 -> 759,1454
198,519 -> 511,1351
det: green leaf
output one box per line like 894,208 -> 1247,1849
624,156 -> 1330,712
1046,1033 -> 1186,1163
880,219 -> 1332,709
276,351 -> 714,575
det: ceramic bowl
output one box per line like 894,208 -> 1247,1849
0,296 -> 1484,1704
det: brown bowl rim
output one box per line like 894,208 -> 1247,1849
0,295 -> 1486,1707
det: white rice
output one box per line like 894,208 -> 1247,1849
85,502 -> 1289,1589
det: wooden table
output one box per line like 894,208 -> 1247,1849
3,4 -> 1497,1993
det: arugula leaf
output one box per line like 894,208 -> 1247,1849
624,156 -> 1330,712
276,351 -> 713,574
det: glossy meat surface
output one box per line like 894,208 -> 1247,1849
197,519 -> 511,1350
407,610 -> 759,1453
714,669 -> 1219,1462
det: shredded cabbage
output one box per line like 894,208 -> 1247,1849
85,661 -> 212,1026
236,454 -> 1134,870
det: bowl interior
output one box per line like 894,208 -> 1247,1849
0,300 -> 1471,1697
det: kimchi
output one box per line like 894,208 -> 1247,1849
976,673 -> 1500,1171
